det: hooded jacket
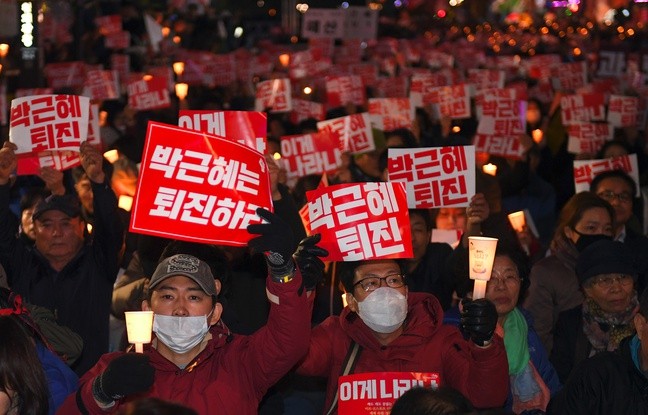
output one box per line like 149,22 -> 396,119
296,292 -> 509,413
57,274 -> 312,415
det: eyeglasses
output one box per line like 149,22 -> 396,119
589,274 -> 634,290
353,273 -> 405,292
597,191 -> 633,204
487,274 -> 522,288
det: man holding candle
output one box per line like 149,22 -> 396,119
59,208 -> 326,415
295,258 -> 508,413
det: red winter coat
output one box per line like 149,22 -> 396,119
297,292 -> 509,413
57,275 -> 312,415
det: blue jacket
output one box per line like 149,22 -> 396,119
37,342 -> 79,414
444,306 -> 561,410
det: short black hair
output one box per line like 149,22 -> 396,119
390,387 -> 474,415
338,259 -> 407,293
590,169 -> 637,198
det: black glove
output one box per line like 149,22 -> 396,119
460,298 -> 498,347
92,354 -> 154,404
247,207 -> 297,279
294,234 -> 328,292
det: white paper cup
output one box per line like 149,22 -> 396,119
507,211 -> 526,233
124,311 -> 154,352
468,236 -> 498,299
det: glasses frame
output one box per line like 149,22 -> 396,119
589,274 -> 634,290
597,190 -> 633,204
353,273 -> 406,293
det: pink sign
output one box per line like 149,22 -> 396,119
388,146 -> 476,208
130,122 -> 272,246
255,78 -> 292,113
127,77 -> 171,111
9,95 -> 90,155
280,132 -> 342,187
306,182 -> 413,261
337,372 -> 440,415
178,110 -> 267,154
317,113 -> 375,154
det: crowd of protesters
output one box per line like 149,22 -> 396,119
1,0 -> 648,414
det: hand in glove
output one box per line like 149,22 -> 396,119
92,354 -> 154,404
247,207 -> 297,280
460,298 -> 498,347
293,234 -> 328,292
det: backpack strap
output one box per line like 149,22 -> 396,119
325,341 -> 362,415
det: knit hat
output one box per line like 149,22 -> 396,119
32,194 -> 81,221
149,254 -> 217,296
575,240 -> 637,285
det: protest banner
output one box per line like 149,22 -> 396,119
424,84 -> 472,120
607,95 -> 639,128
388,146 -> 476,208
44,62 -> 87,90
105,31 -> 130,50
291,99 -> 325,124
573,154 -> 640,196
111,54 -> 130,86
9,94 -> 90,155
178,110 -> 267,154
326,75 -> 366,108
467,69 -> 505,91
409,72 -> 451,108
83,70 -> 120,101
94,14 -> 121,35
597,50 -> 626,78
317,113 -> 375,154
255,78 -> 292,112
560,93 -> 606,125
368,98 -> 414,131
280,132 -> 341,187
301,8 -> 346,39
343,6 -> 378,40
337,372 -> 439,415
130,122 -> 272,246
375,76 -> 408,99
473,134 -> 524,160
551,61 -> 588,91
566,122 -> 613,155
16,151 -> 81,175
15,88 -> 54,98
127,76 -> 171,111
306,182 -> 413,261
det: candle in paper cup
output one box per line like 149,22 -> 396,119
507,211 -> 526,232
482,163 -> 497,176
468,236 -> 498,299
124,311 -> 154,353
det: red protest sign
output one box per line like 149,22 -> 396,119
317,113 -> 375,154
424,84 -> 472,120
305,182 -> 412,261
255,78 -> 292,113
299,174 -> 329,234
279,132 -> 341,187
178,110 -> 267,154
325,75 -> 366,108
94,14 -> 122,35
560,93 -> 606,126
467,69 -> 505,91
551,61 -> 588,91
105,31 -> 131,50
84,70 -> 120,101
388,146 -> 476,208
607,95 -> 639,128
368,98 -> 413,131
574,154 -> 640,196
204,53 -> 237,87
16,151 -> 81,175
291,99 -> 325,124
111,54 -> 130,83
127,77 -> 171,111
474,134 -> 524,160
15,88 -> 54,98
44,62 -> 87,90
337,372 -> 440,415
375,76 -> 408,99
476,97 -> 525,141
408,72 -> 451,107
9,95 -> 90,155
130,122 -> 272,246
567,123 -> 613,155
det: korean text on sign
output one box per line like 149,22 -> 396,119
130,122 -> 272,246
573,154 -> 640,196
9,94 -> 90,155
280,132 -> 341,188
388,146 -> 476,209
317,113 -> 375,154
305,182 -> 413,261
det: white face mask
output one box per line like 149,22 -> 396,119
153,313 -> 211,354
356,287 -> 408,334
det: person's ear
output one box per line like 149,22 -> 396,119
141,300 -> 151,311
209,303 -> 223,326
214,280 -> 222,296
564,226 -> 575,242
347,293 -> 359,313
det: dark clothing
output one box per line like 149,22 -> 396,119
550,305 -> 590,384
548,336 -> 648,414
406,242 -> 453,310
0,181 -> 123,375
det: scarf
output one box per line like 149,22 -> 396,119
582,294 -> 639,354
502,308 -> 550,414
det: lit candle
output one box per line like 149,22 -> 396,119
124,311 -> 154,353
507,211 -> 526,232
532,129 -> 543,143
482,163 -> 497,176
175,83 -> 188,100
468,236 -> 498,299
103,149 -> 119,164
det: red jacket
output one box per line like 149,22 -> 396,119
297,292 -> 509,412
57,275 -> 312,415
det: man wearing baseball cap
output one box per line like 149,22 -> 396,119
59,208 -> 327,415
0,141 -> 124,375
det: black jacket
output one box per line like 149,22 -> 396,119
550,304 -> 591,384
0,180 -> 123,375
548,336 -> 648,414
